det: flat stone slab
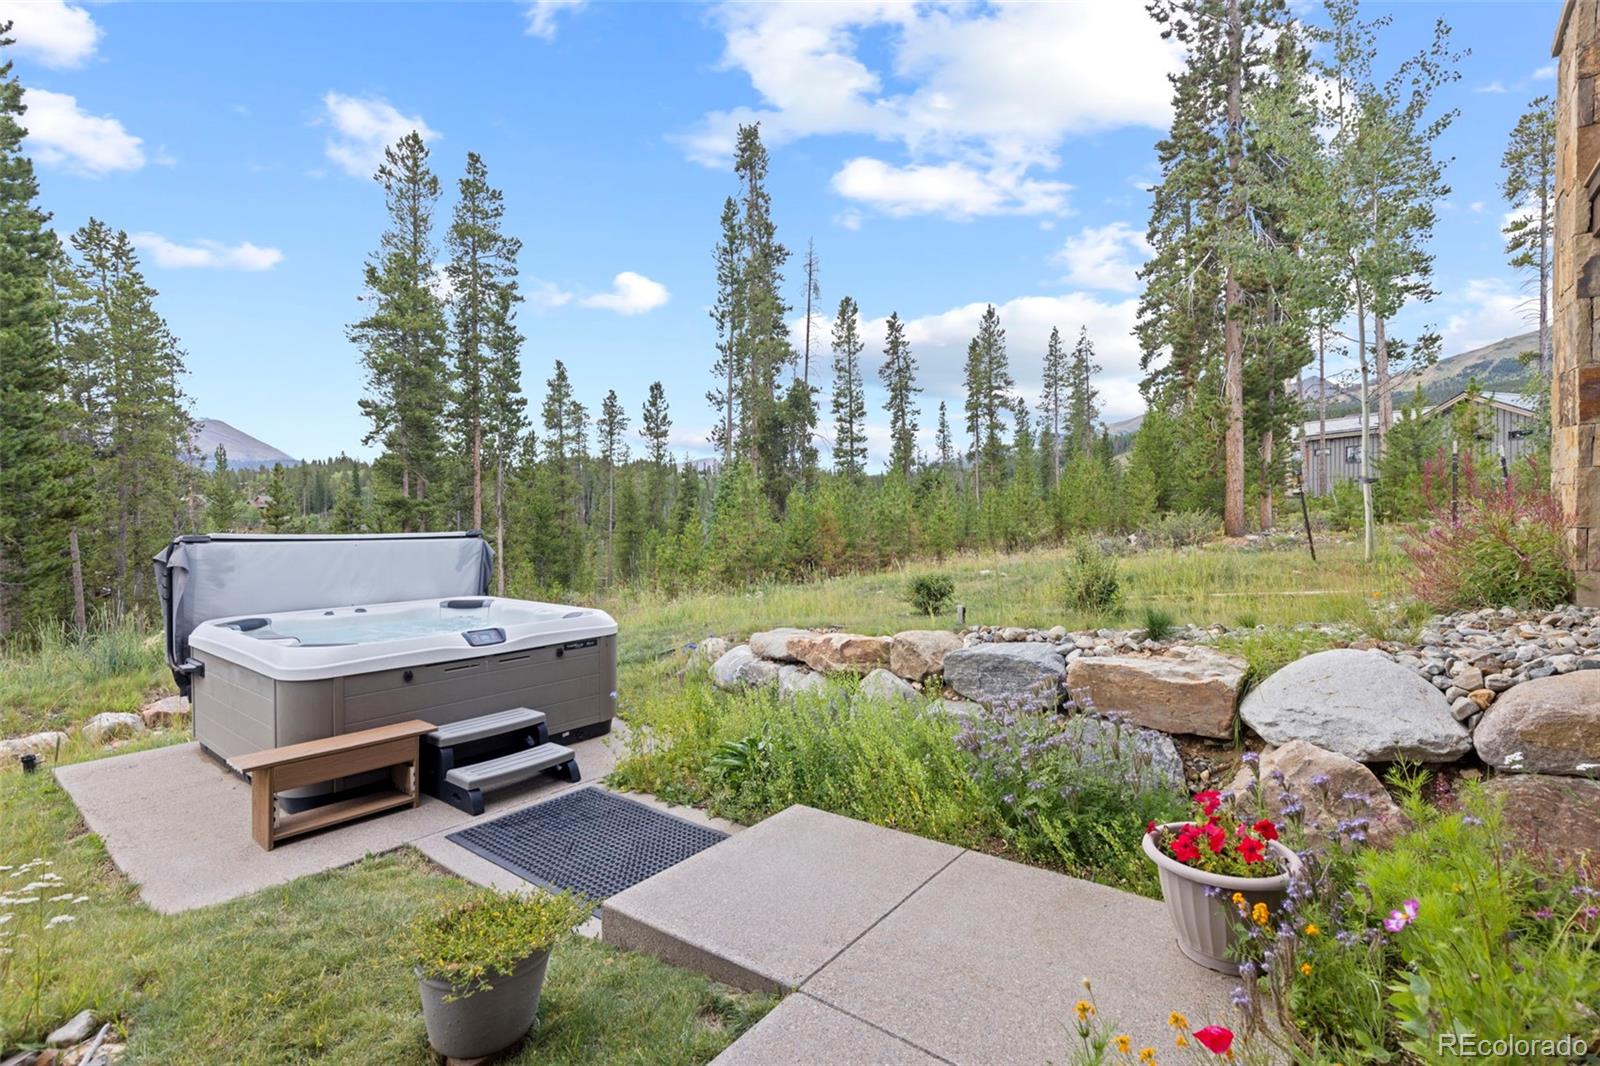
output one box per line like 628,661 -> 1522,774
711,993 -> 943,1065
55,736 -> 618,913
603,805 -> 961,992
801,850 -> 1234,1058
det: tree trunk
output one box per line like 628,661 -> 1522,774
1375,313 -> 1390,452
1221,0 -> 1246,538
1318,329 -> 1329,496
69,528 -> 87,634
472,418 -> 482,531
1356,292 -> 1375,563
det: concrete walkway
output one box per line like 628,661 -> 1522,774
605,806 -> 1234,1062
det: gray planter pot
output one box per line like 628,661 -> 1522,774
1142,823 -> 1301,975
416,947 -> 551,1060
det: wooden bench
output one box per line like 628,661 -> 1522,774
230,720 -> 436,851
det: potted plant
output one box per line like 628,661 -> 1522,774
1142,790 -> 1300,975
408,887 -> 589,1060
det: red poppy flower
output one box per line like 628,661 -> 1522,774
1237,835 -> 1266,864
1193,1025 -> 1234,1054
1203,821 -> 1227,854
1253,818 -> 1279,842
1193,790 -> 1222,816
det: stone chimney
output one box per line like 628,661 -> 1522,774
1553,0 -> 1600,604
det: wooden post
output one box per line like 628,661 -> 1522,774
68,528 -> 87,634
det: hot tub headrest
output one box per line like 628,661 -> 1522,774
153,531 -> 494,693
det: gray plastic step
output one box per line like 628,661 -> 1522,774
425,707 -> 547,747
445,742 -> 576,792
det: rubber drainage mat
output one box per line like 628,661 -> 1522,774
446,786 -> 727,900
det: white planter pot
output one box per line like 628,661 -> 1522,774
416,947 -> 551,1060
1142,823 -> 1301,975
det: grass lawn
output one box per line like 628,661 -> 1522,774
0,761 -> 774,1060
601,534 -> 1408,666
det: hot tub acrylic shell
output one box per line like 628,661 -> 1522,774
185,598 -> 618,765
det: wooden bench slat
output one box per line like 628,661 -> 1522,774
270,736 -> 421,793
231,719 -> 436,774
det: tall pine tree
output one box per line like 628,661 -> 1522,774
878,311 -> 919,478
829,296 -> 867,479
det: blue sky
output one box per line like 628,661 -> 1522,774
2,0 -> 1562,464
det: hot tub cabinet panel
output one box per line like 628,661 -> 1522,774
192,634 -> 616,765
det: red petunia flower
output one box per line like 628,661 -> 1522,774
1147,820 -> 1157,835
1203,821 -> 1227,854
1193,1025 -> 1234,1054
1193,790 -> 1222,816
1253,818 -> 1279,842
1171,835 -> 1201,863
1237,835 -> 1266,864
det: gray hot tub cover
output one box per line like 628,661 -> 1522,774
154,531 -> 494,693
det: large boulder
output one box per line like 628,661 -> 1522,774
889,630 -> 964,681
1484,774 -> 1600,868
711,645 -> 779,691
1227,739 -> 1411,848
0,730 -> 68,763
749,628 -> 815,663
687,636 -> 731,670
1473,672 -> 1600,777
1065,646 -> 1246,739
858,668 -> 919,704
800,633 -> 892,675
1240,649 -> 1470,762
943,642 -> 1065,711
141,694 -> 190,730
80,712 -> 145,745
777,664 -> 828,699
1068,714 -> 1185,793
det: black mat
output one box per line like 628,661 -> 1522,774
446,787 -> 727,900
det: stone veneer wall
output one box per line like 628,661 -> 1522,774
1554,0 -> 1600,604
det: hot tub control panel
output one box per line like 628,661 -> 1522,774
462,627 -> 507,647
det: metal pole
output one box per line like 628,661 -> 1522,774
1298,478 -> 1317,562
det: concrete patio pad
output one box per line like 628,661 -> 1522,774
804,849 -> 1234,1059
709,993 -> 944,1066
55,734 -> 619,913
603,805 -> 962,992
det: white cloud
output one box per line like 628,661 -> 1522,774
319,92 -> 438,179
1532,63 -> 1556,80
526,278 -> 576,311
1054,221 -> 1151,293
1467,200 -> 1485,214
524,0 -> 585,39
1474,80 -> 1509,95
682,2 -> 1180,219
2,0 -> 101,68
131,233 -> 284,271
830,157 -> 1069,219
578,271 -> 669,315
1438,278 -> 1538,355
21,88 -> 143,175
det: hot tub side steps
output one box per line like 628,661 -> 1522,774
421,708 -> 580,816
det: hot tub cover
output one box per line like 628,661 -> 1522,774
154,531 -> 494,693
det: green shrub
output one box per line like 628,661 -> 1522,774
1138,509 -> 1220,549
1140,605 -> 1176,642
1229,776 -> 1600,1063
905,573 -> 956,618
1061,539 -> 1122,613
408,887 -> 589,997
1403,478 -> 1573,610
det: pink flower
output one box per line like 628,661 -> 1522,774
1383,899 -> 1420,934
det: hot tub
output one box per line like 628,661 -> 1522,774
154,531 -> 617,770
186,597 -> 618,763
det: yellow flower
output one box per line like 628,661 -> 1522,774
1075,999 -> 1096,1021
1230,891 -> 1247,913
1251,902 -> 1270,926
1139,1049 -> 1158,1065
1304,923 -> 1320,937
1300,962 -> 1313,976
1168,1010 -> 1189,1030
1175,1034 -> 1190,1049
1115,1034 -> 1132,1054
